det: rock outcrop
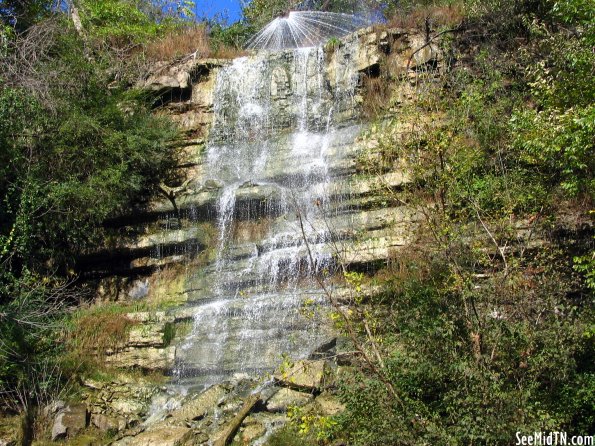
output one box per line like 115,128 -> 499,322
73,26 -> 445,445
111,359 -> 343,446
51,404 -> 88,440
80,374 -> 161,435
85,26 -> 440,288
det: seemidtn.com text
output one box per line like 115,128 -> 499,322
516,432 -> 594,445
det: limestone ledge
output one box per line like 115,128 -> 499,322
129,171 -> 415,248
94,312 -> 184,372
105,346 -> 176,371
87,168 -> 415,279
108,359 -> 344,446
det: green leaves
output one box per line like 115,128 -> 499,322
0,21 -> 178,409
574,241 -> 595,291
81,0 -> 161,43
549,0 -> 595,27
242,0 -> 294,28
511,105 -> 595,197
332,1 -> 594,444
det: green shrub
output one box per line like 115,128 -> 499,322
329,0 -> 595,444
0,20 -> 178,413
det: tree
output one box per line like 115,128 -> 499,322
0,0 -> 53,31
0,12 -> 178,423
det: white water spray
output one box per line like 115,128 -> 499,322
170,34 -> 362,391
246,11 -> 372,51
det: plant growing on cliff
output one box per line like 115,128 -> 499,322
0,9 -> 179,429
300,0 -> 595,444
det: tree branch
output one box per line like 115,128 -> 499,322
406,27 -> 461,73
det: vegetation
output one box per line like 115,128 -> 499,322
1,0 -> 593,444
0,0 -> 258,426
0,0 -> 259,427
318,0 -> 594,444
242,0 -> 382,29
0,0 -> 182,433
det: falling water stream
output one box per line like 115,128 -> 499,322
165,24 -> 366,395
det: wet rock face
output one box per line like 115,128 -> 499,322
91,413 -> 127,433
91,26 -> 443,391
168,38 -> 367,389
167,385 -> 226,423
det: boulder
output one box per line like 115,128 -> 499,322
85,375 -> 159,421
266,388 -> 313,412
145,70 -> 191,92
274,360 -> 330,391
42,400 -> 65,418
91,413 -> 126,433
51,404 -> 88,440
169,384 -> 226,423
355,27 -> 383,73
110,398 -> 146,416
308,338 -> 337,360
408,34 -> 440,68
240,422 -> 266,443
125,426 -> 192,446
141,59 -> 224,92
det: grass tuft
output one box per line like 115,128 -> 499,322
144,24 -> 246,61
388,3 -> 465,30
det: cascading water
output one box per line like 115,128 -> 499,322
171,33 -> 363,392
245,11 -> 370,51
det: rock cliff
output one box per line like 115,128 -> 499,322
76,26 -> 444,390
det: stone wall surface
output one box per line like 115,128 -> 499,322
84,26 -> 443,377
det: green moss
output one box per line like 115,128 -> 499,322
162,321 -> 176,347
265,426 -> 318,446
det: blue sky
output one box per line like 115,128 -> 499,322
193,0 -> 243,23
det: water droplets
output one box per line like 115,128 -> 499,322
172,41 -> 361,390
246,11 -> 371,51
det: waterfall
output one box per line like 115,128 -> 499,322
172,41 -> 361,391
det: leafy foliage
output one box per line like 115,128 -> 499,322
242,0 -> 299,29
0,15 -> 178,413
321,0 -> 595,444
80,0 -> 164,43
208,20 -> 256,52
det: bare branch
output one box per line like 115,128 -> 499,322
291,193 -> 401,404
406,27 -> 461,73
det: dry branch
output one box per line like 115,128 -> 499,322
212,393 -> 260,446
405,26 -> 461,73
293,197 -> 401,405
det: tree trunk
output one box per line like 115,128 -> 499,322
212,393 -> 260,446
70,1 -> 84,38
